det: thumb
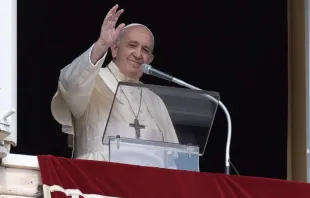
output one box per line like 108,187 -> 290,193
115,23 -> 125,35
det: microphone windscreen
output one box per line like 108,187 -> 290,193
141,64 -> 151,74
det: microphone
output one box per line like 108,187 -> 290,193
141,63 -> 233,175
142,64 -> 174,81
142,64 -> 221,92
142,64 -> 196,89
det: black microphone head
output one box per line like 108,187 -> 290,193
141,64 -> 151,74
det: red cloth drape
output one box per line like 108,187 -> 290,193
37,155 -> 310,198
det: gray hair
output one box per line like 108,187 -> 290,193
116,23 -> 155,51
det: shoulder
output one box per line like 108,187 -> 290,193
93,67 -> 117,98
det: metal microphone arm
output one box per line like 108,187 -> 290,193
141,64 -> 232,174
171,78 -> 232,175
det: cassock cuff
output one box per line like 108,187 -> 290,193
88,43 -> 107,67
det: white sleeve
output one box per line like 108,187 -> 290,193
58,44 -> 107,119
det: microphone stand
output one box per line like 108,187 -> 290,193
171,78 -> 232,175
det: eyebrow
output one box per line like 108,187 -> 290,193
128,41 -> 151,50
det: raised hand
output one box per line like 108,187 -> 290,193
91,5 -> 125,64
98,4 -> 125,47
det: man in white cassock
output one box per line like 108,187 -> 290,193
51,5 -> 179,168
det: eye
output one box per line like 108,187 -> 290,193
129,43 -> 136,47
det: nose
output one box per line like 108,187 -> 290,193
133,48 -> 143,59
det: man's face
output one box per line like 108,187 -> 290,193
111,26 -> 154,79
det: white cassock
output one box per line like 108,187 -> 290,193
51,44 -> 179,168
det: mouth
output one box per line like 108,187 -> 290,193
128,60 -> 143,68
129,60 -> 141,64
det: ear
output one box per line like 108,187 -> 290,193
110,43 -> 118,58
146,54 -> 154,64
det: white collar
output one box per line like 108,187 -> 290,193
98,61 -> 142,97
107,61 -> 140,82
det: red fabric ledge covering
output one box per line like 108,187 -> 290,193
37,155 -> 310,198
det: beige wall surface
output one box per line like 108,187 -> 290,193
288,0 -> 308,182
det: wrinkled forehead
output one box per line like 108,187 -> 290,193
119,23 -> 155,49
123,23 -> 154,40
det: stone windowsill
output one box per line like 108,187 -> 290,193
0,154 -> 41,198
1,153 -> 39,169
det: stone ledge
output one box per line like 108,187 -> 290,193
0,167 -> 41,197
0,154 -> 41,198
1,154 -> 39,170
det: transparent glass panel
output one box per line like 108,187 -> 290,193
109,136 -> 200,171
102,81 -> 220,155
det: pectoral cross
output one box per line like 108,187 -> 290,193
129,118 -> 145,139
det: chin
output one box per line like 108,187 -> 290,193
128,69 -> 142,79
128,65 -> 141,72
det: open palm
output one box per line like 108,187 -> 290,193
99,4 -> 125,47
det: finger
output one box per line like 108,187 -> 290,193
115,23 -> 126,34
108,4 -> 118,15
111,9 -> 124,26
114,9 -> 124,20
103,4 -> 119,25
106,9 -> 123,29
103,14 -> 113,26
